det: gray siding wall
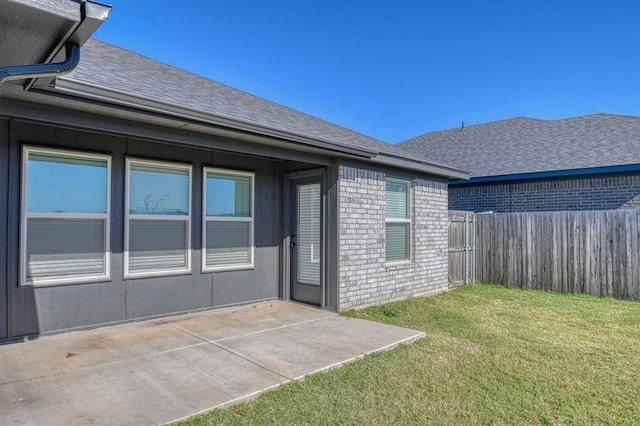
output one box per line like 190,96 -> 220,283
0,118 -> 8,339
450,174 -> 640,212
4,119 -> 281,338
337,163 -> 449,310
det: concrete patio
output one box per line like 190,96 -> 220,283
0,300 -> 425,425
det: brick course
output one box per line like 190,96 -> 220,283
450,174 -> 640,212
337,165 -> 449,310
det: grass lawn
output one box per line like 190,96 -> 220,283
182,285 -> 640,425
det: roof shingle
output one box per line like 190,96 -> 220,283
399,114 -> 640,178
62,39 -> 434,165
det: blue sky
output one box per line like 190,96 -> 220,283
93,1 -> 640,143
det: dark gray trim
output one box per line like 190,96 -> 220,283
450,163 -> 640,185
0,97 -> 337,166
0,119 -> 8,338
284,168 -> 325,179
340,158 -> 451,185
33,79 -> 465,179
5,84 -> 466,179
369,153 -> 469,180
325,162 -> 339,310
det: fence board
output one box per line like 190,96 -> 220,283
475,210 -> 640,302
448,210 -> 476,287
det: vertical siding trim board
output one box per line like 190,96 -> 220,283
0,119 -> 8,339
337,164 -> 449,310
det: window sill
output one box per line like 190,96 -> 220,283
384,260 -> 412,268
124,269 -> 192,280
22,274 -> 111,287
203,264 -> 255,273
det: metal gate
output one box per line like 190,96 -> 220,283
448,210 -> 476,287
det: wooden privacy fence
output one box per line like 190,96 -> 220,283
475,210 -> 640,302
448,210 -> 476,288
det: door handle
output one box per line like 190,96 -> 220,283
290,242 -> 296,248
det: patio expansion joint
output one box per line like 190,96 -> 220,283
157,318 -> 322,382
209,316 -> 331,343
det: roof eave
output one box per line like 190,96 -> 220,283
370,154 -> 469,180
450,164 -> 640,184
28,70 -> 467,179
51,77 -> 379,159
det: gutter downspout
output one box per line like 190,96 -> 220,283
0,44 -> 80,84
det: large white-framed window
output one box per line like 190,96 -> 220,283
125,158 -> 192,278
385,177 -> 412,263
202,168 -> 254,272
21,146 -> 111,286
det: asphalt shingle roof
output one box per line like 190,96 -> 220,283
62,39 -> 433,165
398,114 -> 640,178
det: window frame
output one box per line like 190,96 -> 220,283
385,176 -> 412,264
202,167 -> 255,272
124,158 -> 192,278
20,146 -> 112,287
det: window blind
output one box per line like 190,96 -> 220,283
126,159 -> 191,275
128,220 -> 188,272
129,163 -> 189,215
26,218 -> 105,279
385,222 -> 409,262
205,221 -> 250,266
204,169 -> 254,270
386,180 -> 409,219
385,178 -> 411,262
23,148 -> 110,285
297,183 -> 321,285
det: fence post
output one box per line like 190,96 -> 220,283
464,212 -> 469,284
472,212 -> 476,284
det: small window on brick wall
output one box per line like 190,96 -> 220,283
385,177 -> 411,262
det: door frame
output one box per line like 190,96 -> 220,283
282,168 -> 326,306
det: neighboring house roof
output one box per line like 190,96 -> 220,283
399,113 -> 640,180
44,39 -> 465,179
